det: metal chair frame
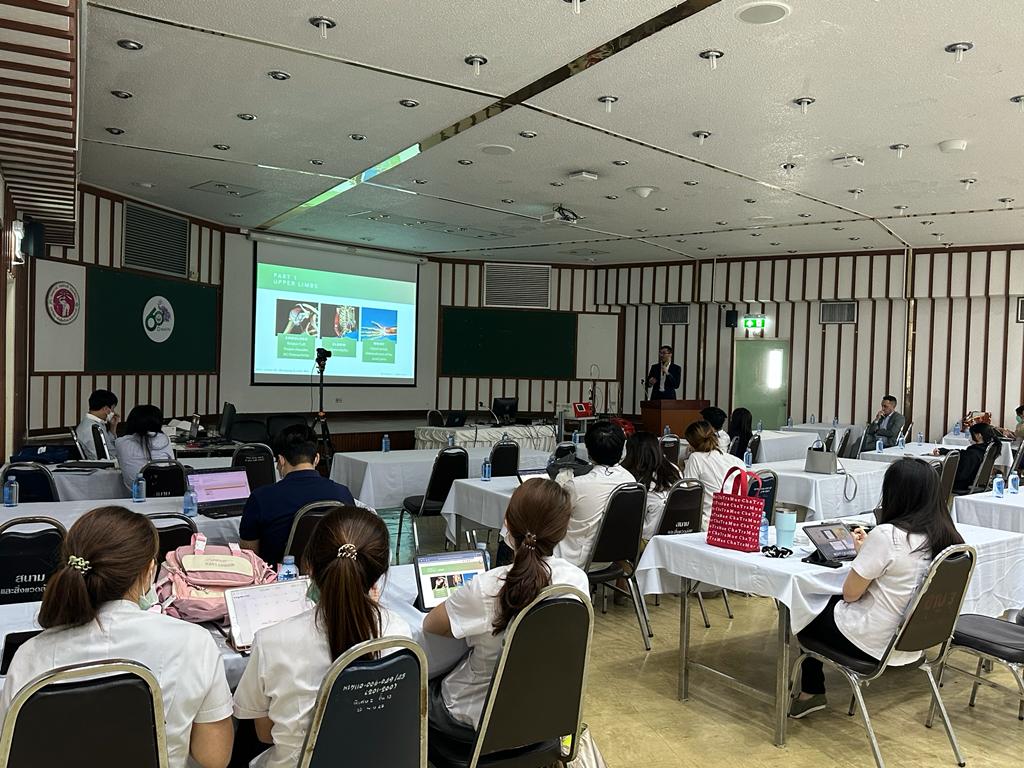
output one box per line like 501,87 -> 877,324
68,428 -> 87,460
397,446 -> 469,560
0,462 -> 59,503
937,450 -> 960,508
91,423 -> 112,461
146,513 -> 198,573
284,500 -> 349,561
488,438 -> 520,478
933,627 -> 1024,723
822,428 -> 837,452
969,441 -> 1002,493
230,443 -> 276,489
659,433 -> 681,465
141,460 -> 188,498
426,409 -> 445,427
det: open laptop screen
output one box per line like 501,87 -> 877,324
190,468 -> 251,506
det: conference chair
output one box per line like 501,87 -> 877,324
146,513 -> 197,568
68,428 -> 87,460
427,585 -> 593,768
231,443 -> 276,490
298,637 -> 427,768
937,450 -> 960,508
822,428 -> 837,452
0,660 -> 168,768
427,409 -> 445,427
844,425 -> 865,458
488,438 -> 519,478
659,433 -> 681,464
91,423 -> 111,461
834,429 -> 851,459
955,441 -> 1001,496
0,516 -> 66,605
1011,444 -> 1024,477
900,420 -> 914,442
552,441 -> 576,461
656,479 -> 703,537
397,447 -> 469,561
746,434 -> 762,463
141,460 -> 187,498
0,463 -> 59,503
229,418 -> 271,445
584,482 -> 651,650
789,544 -> 977,768
727,436 -> 740,456
752,468 -> 779,524
267,413 -> 309,442
285,501 -> 348,563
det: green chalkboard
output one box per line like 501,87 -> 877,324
440,307 -> 576,379
85,269 -> 219,373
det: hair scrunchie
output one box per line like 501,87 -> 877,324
68,555 -> 91,574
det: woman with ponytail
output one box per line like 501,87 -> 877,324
233,506 -> 411,768
423,477 -> 590,737
0,506 -> 234,768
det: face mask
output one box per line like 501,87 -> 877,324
503,527 -> 516,551
1017,415 -> 1023,425
306,582 -> 320,604
105,411 -> 115,423
138,585 -> 158,612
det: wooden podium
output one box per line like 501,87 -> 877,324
640,399 -> 709,436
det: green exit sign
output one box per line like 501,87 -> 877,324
743,315 -> 766,329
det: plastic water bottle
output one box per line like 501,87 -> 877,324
876,439 -> 884,453
183,485 -> 198,518
502,432 -> 509,442
3,477 -> 18,507
993,473 -> 1005,498
447,433 -> 455,448
810,413 -> 816,424
832,417 -> 839,427
759,514 -> 769,547
917,431 -> 924,445
756,419 -> 764,433
277,555 -> 300,581
381,433 -> 391,453
475,542 -> 491,570
571,430 -> 580,445
481,457 -> 492,481
1009,471 -> 1020,495
953,421 -> 962,437
897,435 -> 906,449
786,416 -> 793,428
132,472 -> 146,503
743,447 -> 753,468
664,425 -> 671,436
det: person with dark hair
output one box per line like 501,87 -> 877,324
552,419 -> 633,567
234,506 -> 409,768
862,394 -> 906,449
424,478 -> 589,735
932,422 -> 1000,493
239,424 -> 355,565
700,406 -> 731,453
645,345 -> 682,400
74,389 -> 119,460
683,420 -> 745,529
1015,405 -> 1024,441
622,431 -> 682,539
114,404 -> 175,488
727,407 -> 754,460
0,507 -> 234,768
790,459 -> 964,718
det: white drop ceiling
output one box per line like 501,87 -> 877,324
68,0 -> 1024,263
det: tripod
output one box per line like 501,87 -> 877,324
312,350 -> 334,470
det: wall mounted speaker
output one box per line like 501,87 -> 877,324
725,309 -> 738,328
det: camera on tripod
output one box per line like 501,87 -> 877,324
315,347 -> 332,364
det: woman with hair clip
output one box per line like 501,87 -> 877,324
423,477 -> 591,737
0,506 -> 234,768
621,431 -> 682,539
114,403 -> 175,489
790,458 -> 965,718
233,506 -> 411,768
682,420 -> 746,530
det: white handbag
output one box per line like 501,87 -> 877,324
563,723 -> 608,768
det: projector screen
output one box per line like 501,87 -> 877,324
252,240 -> 418,385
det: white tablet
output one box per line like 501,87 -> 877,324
225,578 -> 314,651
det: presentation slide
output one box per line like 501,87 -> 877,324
252,246 -> 418,385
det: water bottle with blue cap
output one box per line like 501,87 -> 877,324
382,433 -> 390,453
1009,471 -> 1020,495
832,417 -> 839,427
917,431 -> 924,445
132,472 -> 146,503
756,419 -> 764,433
277,556 -> 299,581
897,435 -> 905,449
3,477 -> 18,507
664,425 -> 671,436
810,413 -> 816,424
481,457 -> 492,481
786,416 -> 793,428
183,485 -> 198,518
447,433 -> 455,448
994,472 -> 1005,499
953,421 -> 962,436
876,438 -> 884,453
571,430 -> 580,445
759,512 -> 769,548
743,446 -> 753,468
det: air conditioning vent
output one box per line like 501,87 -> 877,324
123,202 -> 189,277
820,301 -> 857,325
484,263 -> 551,308
660,304 -> 690,325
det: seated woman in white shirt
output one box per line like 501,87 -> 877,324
233,506 -> 411,768
621,431 -> 682,539
790,459 -> 965,718
114,403 -> 175,488
423,478 -> 591,738
0,506 -> 234,768
682,420 -> 746,530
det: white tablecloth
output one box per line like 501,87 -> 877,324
179,456 -> 233,470
753,458 -> 888,520
941,434 -> 1015,467
636,521 -> 1024,633
781,422 -> 852,441
414,425 -> 556,452
330,448 -> 549,509
858,442 -> 943,465
440,476 -> 520,542
752,431 -> 821,462
51,468 -> 128,501
953,491 -> 1024,534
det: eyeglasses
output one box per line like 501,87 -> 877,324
761,545 -> 793,559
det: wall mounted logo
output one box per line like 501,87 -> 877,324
142,296 -> 174,343
45,281 -> 80,325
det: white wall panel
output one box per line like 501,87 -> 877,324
1009,250 -> 1024,295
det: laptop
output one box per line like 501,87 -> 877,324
413,550 -> 488,612
803,522 -> 858,563
224,578 -> 314,652
516,467 -> 550,484
188,467 -> 252,518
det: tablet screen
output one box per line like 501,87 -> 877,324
225,578 -> 313,649
415,551 -> 487,610
804,523 -> 857,561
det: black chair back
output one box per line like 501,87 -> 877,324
489,440 -> 519,478
427,410 -> 445,427
835,429 -> 850,458
971,441 -> 1002,491
587,482 -> 646,567
1012,444 -> 1024,476
230,418 -> 271,445
68,429 -> 86,460
141,461 -> 186,498
231,443 -> 276,490
91,423 -> 111,460
892,545 -> 976,656
0,517 -> 66,605
267,414 -> 308,442
751,469 -> 779,524
659,434 -> 681,465
728,436 -> 740,455
300,638 -> 427,768
746,434 -> 762,462
823,428 -> 837,452
420,448 -> 469,514
0,463 -> 59,503
0,660 -> 168,768
146,513 -> 197,567
285,501 -> 348,563
937,450 -> 960,506
656,479 -> 703,536
552,442 -> 576,460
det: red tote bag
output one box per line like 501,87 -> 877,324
705,467 -> 767,553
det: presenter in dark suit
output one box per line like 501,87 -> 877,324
646,345 -> 682,400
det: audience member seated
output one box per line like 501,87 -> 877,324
1015,404 -> 1024,441
114,404 -> 175,488
700,406 -> 731,453
234,506 -> 409,768
550,420 -> 634,567
683,420 -> 745,530
239,425 -> 355,566
621,431 -> 682,540
0,506 -> 233,768
789,459 -> 963,718
932,422 -> 998,493
727,407 -> 754,460
862,394 -> 905,449
74,388 -> 119,460
423,478 -> 589,736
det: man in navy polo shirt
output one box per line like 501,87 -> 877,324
239,424 -> 354,565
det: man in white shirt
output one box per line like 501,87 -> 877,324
74,389 -> 119,460
554,420 -> 635,567
700,406 -> 731,454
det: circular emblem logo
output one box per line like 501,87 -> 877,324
142,296 -> 174,343
45,281 -> 80,325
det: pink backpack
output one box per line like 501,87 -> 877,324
155,533 -> 277,623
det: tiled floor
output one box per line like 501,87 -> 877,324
381,510 -> 1023,767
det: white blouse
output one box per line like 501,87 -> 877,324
114,431 -> 175,488
682,450 -> 747,530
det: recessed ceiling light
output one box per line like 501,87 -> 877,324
605,195 -> 618,200
105,127 -> 125,135
360,237 -> 374,242
698,49 -> 725,70
237,113 -> 257,121
787,249 -> 797,253
227,190 -> 240,196
744,198 -> 757,204
213,144 -> 230,151
1012,95 -> 1024,111
961,177 -> 977,190
550,181 -> 564,187
518,130 -> 538,139
798,213 -> 812,218
597,95 -> 619,113
501,199 -> 515,204
612,160 -> 629,166
833,227 -> 844,231
480,144 -> 514,156
110,90 -> 133,99
684,180 -> 699,186
636,228 -> 648,233
692,130 -> 712,145
413,179 -> 428,184
230,213 -> 243,218
267,70 -> 291,81
848,236 -> 860,241
944,41 -> 974,63
894,205 -> 908,214
863,245 -> 873,250
697,246 -> 708,251
889,143 -> 909,159
399,99 -> 420,108
999,197 -> 1015,208
349,133 -> 366,141
457,159 -> 474,166
676,239 -> 687,243
655,207 -> 668,211
736,2 -> 791,25
310,159 -> 324,165
792,96 -> 815,114
464,54 -> 488,76
117,39 -> 144,50
921,220 -> 934,225
750,232 -> 762,237
770,241 -> 781,246
715,220 -> 728,226
131,182 -> 154,188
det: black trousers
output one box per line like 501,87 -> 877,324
799,595 -> 876,695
